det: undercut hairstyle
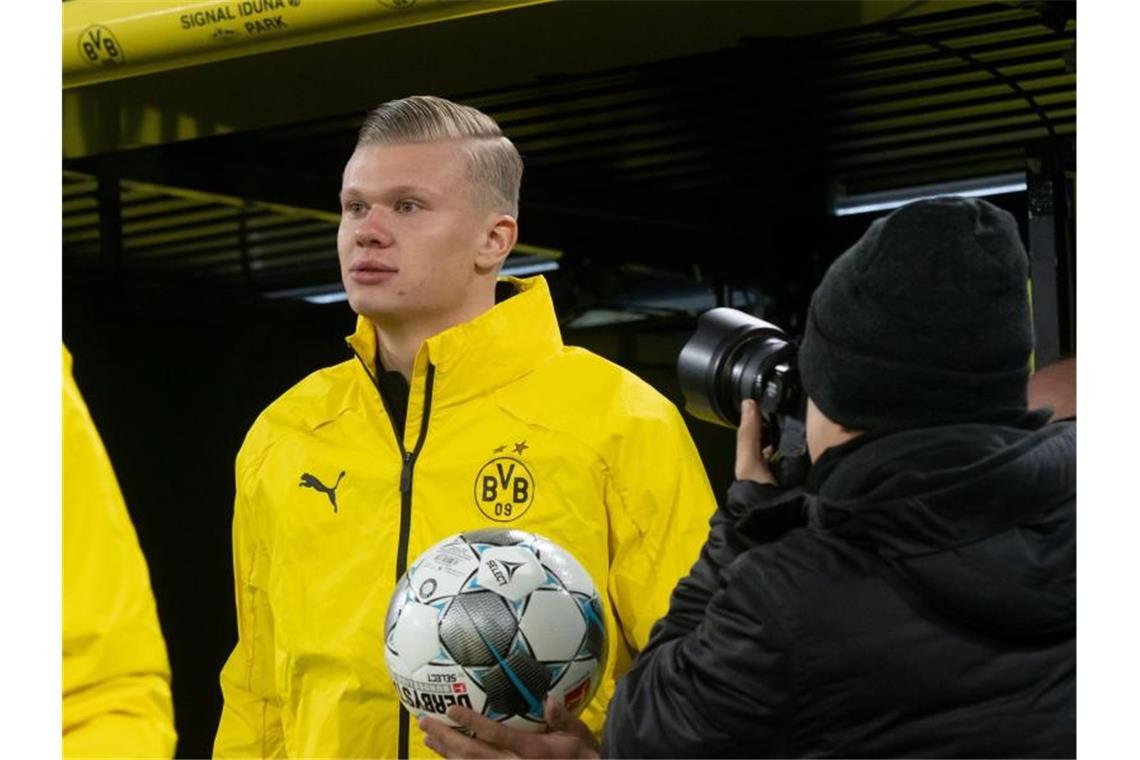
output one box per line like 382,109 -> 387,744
357,95 -> 523,218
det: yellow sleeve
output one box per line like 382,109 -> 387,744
605,400 -> 718,652
62,347 -> 177,758
214,459 -> 285,758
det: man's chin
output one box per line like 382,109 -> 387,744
348,294 -> 407,324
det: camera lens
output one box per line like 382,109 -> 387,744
677,308 -> 802,429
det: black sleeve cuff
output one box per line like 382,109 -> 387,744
725,479 -> 785,519
726,480 -> 809,543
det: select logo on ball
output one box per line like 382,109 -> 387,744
474,457 -> 534,522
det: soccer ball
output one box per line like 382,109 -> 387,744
383,528 -> 608,732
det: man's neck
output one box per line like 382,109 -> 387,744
371,296 -> 497,381
373,324 -> 421,381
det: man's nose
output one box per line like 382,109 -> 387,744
354,207 -> 394,248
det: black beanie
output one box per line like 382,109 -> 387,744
797,197 -> 1033,431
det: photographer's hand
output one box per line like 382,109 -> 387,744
736,399 -> 778,485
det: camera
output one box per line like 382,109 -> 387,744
677,308 -> 809,486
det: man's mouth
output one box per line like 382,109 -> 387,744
349,261 -> 398,284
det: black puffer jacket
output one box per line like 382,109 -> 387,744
602,411 -> 1075,758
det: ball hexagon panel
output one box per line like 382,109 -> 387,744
533,536 -> 596,595
476,546 -> 545,602
439,590 -> 517,666
480,651 -> 551,717
579,595 -> 607,662
391,601 -> 442,674
519,590 -> 587,662
409,537 -> 481,603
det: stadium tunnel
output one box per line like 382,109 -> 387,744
61,0 -> 1075,754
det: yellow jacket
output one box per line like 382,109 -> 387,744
62,347 -> 177,758
215,276 -> 717,758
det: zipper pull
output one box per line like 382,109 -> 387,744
400,452 -> 414,494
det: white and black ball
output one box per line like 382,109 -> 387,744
383,529 -> 608,731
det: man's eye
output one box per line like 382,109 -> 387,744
344,201 -> 367,215
395,199 -> 421,213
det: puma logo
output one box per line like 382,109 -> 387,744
299,471 -> 346,513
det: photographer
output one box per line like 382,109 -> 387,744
422,197 -> 1076,758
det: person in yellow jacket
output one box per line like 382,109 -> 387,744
63,346 -> 177,758
214,95 -> 718,758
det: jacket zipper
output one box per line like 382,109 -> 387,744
396,365 -> 435,581
352,350 -> 436,759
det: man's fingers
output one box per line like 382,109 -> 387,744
544,695 -> 587,737
419,715 -> 471,758
543,696 -> 598,753
426,703 -> 600,760
445,706 -> 520,752
419,713 -> 512,759
544,696 -> 567,730
735,399 -> 762,479
736,399 -> 778,485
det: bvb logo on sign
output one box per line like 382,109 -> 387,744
78,25 -> 125,67
473,457 -> 534,522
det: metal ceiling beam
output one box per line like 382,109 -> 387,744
63,0 -> 550,89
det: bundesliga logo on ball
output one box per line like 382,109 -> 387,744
383,529 -> 608,731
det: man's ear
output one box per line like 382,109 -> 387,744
475,214 -> 518,272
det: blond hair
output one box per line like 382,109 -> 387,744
357,95 -> 522,217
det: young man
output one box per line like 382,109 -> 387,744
424,197 -> 1076,758
213,96 -> 718,758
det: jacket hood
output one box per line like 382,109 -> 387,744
808,414 -> 1075,638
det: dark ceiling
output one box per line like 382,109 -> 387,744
63,0 -> 1075,321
